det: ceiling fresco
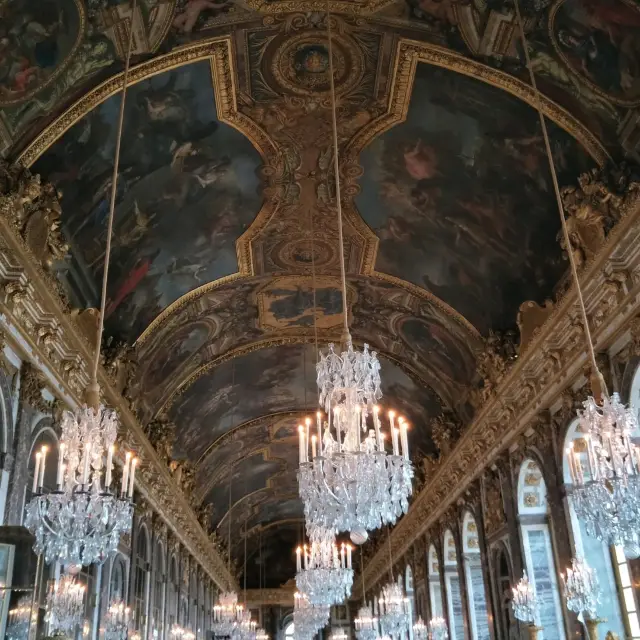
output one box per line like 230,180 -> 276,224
3,0 -> 633,588
355,61 -> 596,333
31,60 -> 264,339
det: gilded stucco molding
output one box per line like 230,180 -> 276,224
245,587 -> 296,606
360,193 -> 640,592
0,218 -> 236,591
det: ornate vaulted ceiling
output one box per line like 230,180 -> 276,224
2,0 -> 633,587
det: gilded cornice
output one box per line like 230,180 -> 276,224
244,587 -> 296,606
360,192 -> 640,592
0,218 -> 236,591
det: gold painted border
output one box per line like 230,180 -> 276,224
548,0 -> 640,108
0,0 -> 87,108
242,0 -> 395,14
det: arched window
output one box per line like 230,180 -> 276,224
109,553 -> 127,603
563,419 -> 630,637
493,545 -> 515,640
284,621 -> 294,639
406,565 -> 416,640
198,578 -> 205,638
190,572 -> 197,632
134,525 -> 151,634
517,459 -> 565,640
428,544 -> 443,619
442,530 -> 463,640
26,426 -> 59,606
152,541 -> 165,640
168,555 -> 179,630
462,512 -> 490,640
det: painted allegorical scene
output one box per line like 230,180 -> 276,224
551,0 -> 640,103
169,344 -> 317,461
33,60 -> 264,340
0,0 -> 84,106
356,62 -> 595,334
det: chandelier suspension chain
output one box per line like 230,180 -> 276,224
511,0 -> 603,393
91,0 -> 138,390
244,516 -> 248,605
361,547 -> 366,601
227,359 -> 236,584
326,0 -> 349,340
308,172 -> 319,360
387,525 -> 393,582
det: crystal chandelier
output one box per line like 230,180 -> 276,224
296,0 -> 412,543
298,393 -> 413,538
46,573 -> 86,635
562,557 -> 600,620
330,628 -> 348,640
428,618 -> 449,640
355,604 -> 379,640
512,572 -> 538,624
567,393 -> 640,552
377,582 -> 410,638
104,600 -> 132,640
293,592 -> 330,639
295,528 -> 353,606
24,9 -> 139,568
510,0 -> 640,561
212,591 -> 243,637
6,595 -> 36,640
24,412 -> 135,566
413,617 -> 427,640
238,608 -> 257,640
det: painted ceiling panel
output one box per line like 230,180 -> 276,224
169,344 -> 317,461
135,275 -> 480,423
32,61 -> 264,340
356,61 -> 596,333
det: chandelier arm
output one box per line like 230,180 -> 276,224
511,0 -> 605,400
326,0 -> 349,341
90,0 -> 138,396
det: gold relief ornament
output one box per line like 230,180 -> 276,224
144,413 -> 176,463
560,163 -> 640,269
482,474 -> 505,537
0,162 -> 70,274
101,335 -> 138,396
430,409 -> 463,458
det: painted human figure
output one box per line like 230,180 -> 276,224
172,0 -> 231,34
